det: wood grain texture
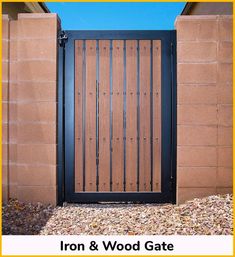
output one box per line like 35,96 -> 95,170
112,40 -> 124,191
125,40 -> 137,191
98,40 -> 110,191
75,40 -> 83,192
85,40 -> 97,191
153,40 -> 161,192
139,40 -> 151,192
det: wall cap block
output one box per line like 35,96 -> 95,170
18,13 -> 58,19
2,14 -> 9,20
175,14 -> 232,27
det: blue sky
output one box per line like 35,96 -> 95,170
46,2 -> 185,30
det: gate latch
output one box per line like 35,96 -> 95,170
58,31 -> 68,47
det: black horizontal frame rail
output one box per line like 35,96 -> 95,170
60,30 -> 177,204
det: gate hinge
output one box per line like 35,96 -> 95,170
58,31 -> 68,47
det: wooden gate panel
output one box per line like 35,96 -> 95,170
98,40 -> 111,191
112,40 -> 124,192
68,31 -> 176,203
153,40 -> 161,192
139,40 -> 151,192
75,40 -> 84,192
125,40 -> 137,191
85,40 -> 97,191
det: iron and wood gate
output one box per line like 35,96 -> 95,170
58,31 -> 176,204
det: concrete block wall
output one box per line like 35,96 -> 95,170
2,13 -> 233,205
2,13 -> 60,204
176,15 -> 233,203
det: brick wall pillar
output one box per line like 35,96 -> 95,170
2,13 -> 60,205
175,15 -> 233,203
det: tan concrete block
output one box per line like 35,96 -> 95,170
9,102 -> 17,122
9,62 -> 17,81
18,39 -> 56,60
9,82 -> 17,101
17,165 -> 56,186
2,123 -> 8,144
2,165 -> 8,185
17,144 -> 56,165
9,20 -> 18,40
178,125 -> 217,146
2,16 -> 9,39
178,84 -> 217,104
9,40 -> 18,61
198,19 -> 218,41
17,102 -> 56,122
2,143 -> 8,164
2,82 -> 8,101
178,105 -> 217,125
9,123 -> 17,143
217,84 -> 233,104
2,61 -> 9,81
218,42 -> 232,63
17,186 -> 57,205
218,147 -> 232,168
2,40 -> 9,60
14,82 -> 56,102
9,164 -> 18,185
178,167 -> 217,188
9,143 -> 17,163
178,187 -> 216,204
18,60 -> 56,81
218,126 -> 232,146
217,167 -> 233,187
9,185 -> 18,199
2,103 -> 8,122
176,20 -> 199,41
218,104 -> 232,126
177,146 -> 217,167
217,63 -> 232,83
2,185 -> 9,204
178,42 -> 217,63
216,187 -> 233,195
18,14 -> 57,39
178,64 -> 217,84
17,123 -> 56,144
219,17 -> 232,41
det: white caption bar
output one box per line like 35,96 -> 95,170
2,235 -> 233,255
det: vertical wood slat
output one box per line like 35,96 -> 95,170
125,40 -> 137,191
85,40 -> 97,191
139,40 -> 151,191
99,40 -> 110,191
153,40 -> 161,192
75,40 -> 83,192
112,40 -> 124,191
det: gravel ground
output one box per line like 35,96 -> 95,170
2,194 -> 233,235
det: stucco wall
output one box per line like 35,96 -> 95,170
175,15 -> 233,203
2,13 -> 60,204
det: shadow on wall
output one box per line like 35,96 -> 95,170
2,199 -> 54,235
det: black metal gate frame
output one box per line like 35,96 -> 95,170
57,31 -> 177,205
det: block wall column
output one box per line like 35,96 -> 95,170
175,15 -> 233,203
2,13 -> 60,205
2,15 -> 10,203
